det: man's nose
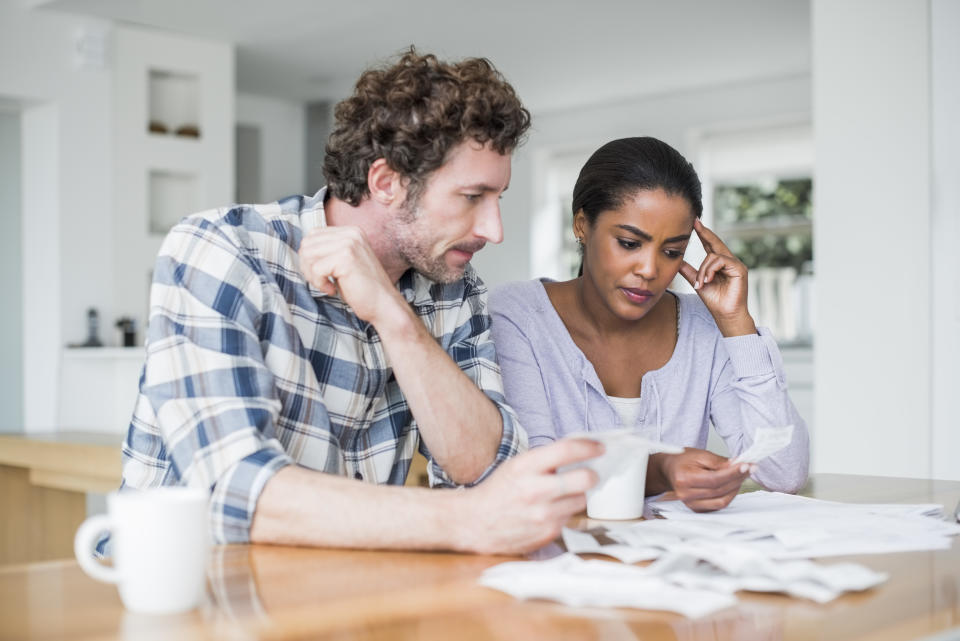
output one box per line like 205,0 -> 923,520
474,200 -> 504,245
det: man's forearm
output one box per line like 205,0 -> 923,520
250,466 -> 469,550
250,439 -> 606,555
373,298 -> 503,484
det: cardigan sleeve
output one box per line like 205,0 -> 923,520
489,292 -> 558,449
709,327 -> 810,493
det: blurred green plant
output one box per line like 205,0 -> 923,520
714,178 -> 813,271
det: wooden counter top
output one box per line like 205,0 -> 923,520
1,474 -> 959,641
0,432 -> 122,565
0,432 -> 122,494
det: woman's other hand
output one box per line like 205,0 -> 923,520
679,219 -> 758,337
649,448 -> 750,512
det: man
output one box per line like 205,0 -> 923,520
119,49 -> 601,555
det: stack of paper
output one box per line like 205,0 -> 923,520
647,491 -> 960,558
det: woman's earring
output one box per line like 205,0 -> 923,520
576,236 -> 584,248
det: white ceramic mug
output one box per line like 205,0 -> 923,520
586,452 -> 649,520
74,487 -> 210,614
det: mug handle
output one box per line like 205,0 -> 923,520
74,514 -> 119,584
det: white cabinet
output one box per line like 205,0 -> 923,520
59,348 -> 144,433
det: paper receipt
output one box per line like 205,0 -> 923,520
731,424 -> 794,465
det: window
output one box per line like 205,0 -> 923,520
695,123 -> 814,345
530,146 -> 593,281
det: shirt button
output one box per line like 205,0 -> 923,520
354,471 -> 363,480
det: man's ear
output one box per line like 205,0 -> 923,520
367,159 -> 407,207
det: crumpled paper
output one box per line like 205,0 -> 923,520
479,553 -> 736,618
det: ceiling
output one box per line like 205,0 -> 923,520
34,0 -> 811,113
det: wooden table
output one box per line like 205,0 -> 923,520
2,474 -> 959,641
0,432 -> 123,564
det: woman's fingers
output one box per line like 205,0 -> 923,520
693,218 -> 715,254
686,237 -> 746,292
678,472 -> 746,502
693,253 -> 746,290
679,261 -> 699,287
694,218 -> 734,256
686,491 -> 739,513
697,254 -> 723,289
703,254 -> 738,285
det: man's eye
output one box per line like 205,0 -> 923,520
618,239 -> 639,250
464,194 -> 481,203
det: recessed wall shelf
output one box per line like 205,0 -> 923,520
148,69 -> 201,139
149,170 -> 200,235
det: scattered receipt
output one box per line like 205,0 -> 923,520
479,553 -> 736,618
731,424 -> 794,464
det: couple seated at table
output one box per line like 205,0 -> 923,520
115,48 -> 808,558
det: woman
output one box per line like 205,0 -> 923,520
490,137 -> 809,512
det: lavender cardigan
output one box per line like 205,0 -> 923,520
489,279 -> 810,493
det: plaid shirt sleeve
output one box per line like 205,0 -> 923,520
424,274 -> 529,488
133,215 -> 294,543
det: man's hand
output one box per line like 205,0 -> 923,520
299,226 -> 406,326
652,448 -> 750,512
456,439 -> 604,555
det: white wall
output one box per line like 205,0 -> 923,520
236,93 -> 307,202
930,0 -> 960,481
20,103 -> 61,432
0,109 -> 23,432
812,0 -> 932,478
473,74 -> 812,288
0,4 -> 114,430
0,5 -> 237,433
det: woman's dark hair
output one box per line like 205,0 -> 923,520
572,136 -> 703,226
324,47 -> 531,207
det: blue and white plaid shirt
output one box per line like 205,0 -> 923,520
120,188 -> 527,544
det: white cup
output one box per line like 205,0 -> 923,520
74,487 -> 210,614
586,451 -> 649,520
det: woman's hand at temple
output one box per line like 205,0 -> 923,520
678,219 -> 758,337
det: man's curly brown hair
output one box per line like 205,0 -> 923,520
323,47 -> 531,207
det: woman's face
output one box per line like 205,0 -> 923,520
576,188 -> 694,321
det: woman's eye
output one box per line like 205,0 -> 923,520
618,239 -> 639,250
665,250 -> 684,259
464,194 -> 481,203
